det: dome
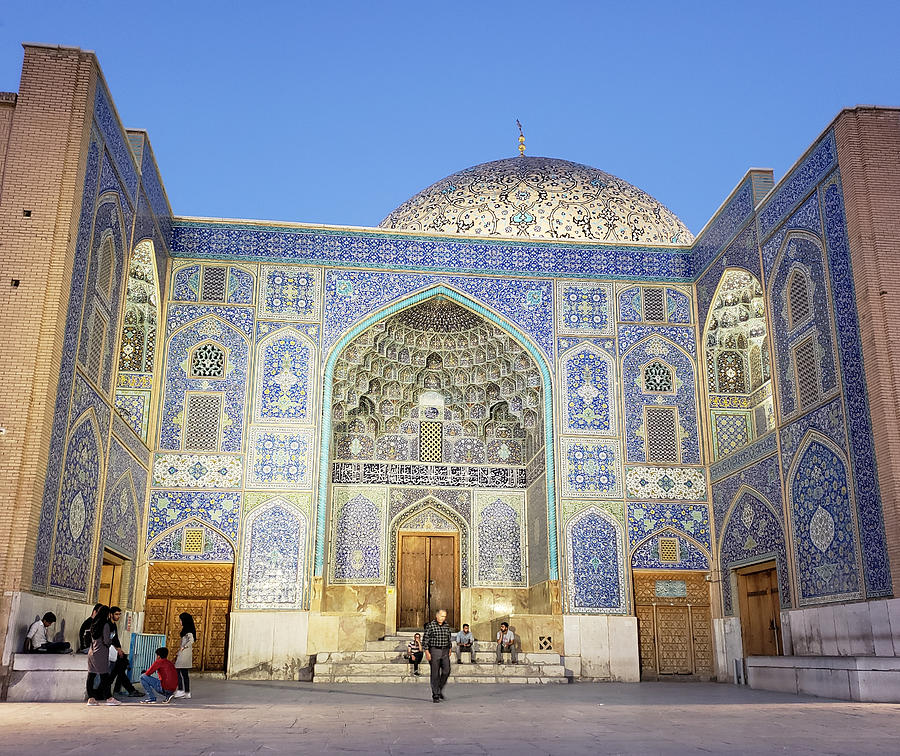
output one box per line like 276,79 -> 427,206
379,156 -> 692,245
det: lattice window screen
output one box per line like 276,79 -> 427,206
788,270 -> 811,330
643,360 -> 673,392
190,343 -> 226,378
97,235 -> 114,298
646,406 -> 679,463
794,337 -> 820,410
659,537 -> 680,563
643,287 -> 666,322
182,527 -> 205,554
419,420 -> 443,462
201,266 -> 228,302
86,310 -> 107,383
184,393 -> 222,451
754,404 -> 769,436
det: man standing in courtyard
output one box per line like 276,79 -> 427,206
422,609 -> 451,703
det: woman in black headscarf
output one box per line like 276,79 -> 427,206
86,605 -> 120,706
172,612 -> 196,699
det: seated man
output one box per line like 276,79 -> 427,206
139,647 -> 178,703
25,612 -> 71,653
454,624 -> 476,663
495,622 -> 518,665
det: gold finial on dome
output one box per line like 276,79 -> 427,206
516,119 -> 526,156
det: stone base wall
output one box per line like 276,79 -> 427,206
782,597 -> 900,657
227,611 -> 311,680
561,615 -> 640,681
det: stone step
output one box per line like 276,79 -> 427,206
315,661 -> 565,677
313,674 -> 568,684
329,650 -> 561,665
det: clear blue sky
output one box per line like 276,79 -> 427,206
2,1 -> 898,235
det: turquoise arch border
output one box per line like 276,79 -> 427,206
313,284 -> 559,580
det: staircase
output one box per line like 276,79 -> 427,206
313,632 -> 570,684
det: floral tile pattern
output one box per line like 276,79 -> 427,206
329,486 -> 386,584
153,453 -> 243,489
474,491 -> 525,586
565,508 -> 626,613
245,427 -> 313,489
561,439 -> 622,498
555,281 -> 614,335
258,265 -> 321,321
624,466 -> 706,500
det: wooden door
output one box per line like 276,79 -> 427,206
634,571 -> 713,680
143,562 -> 233,671
737,563 -> 781,656
398,535 -> 427,629
397,533 -> 458,630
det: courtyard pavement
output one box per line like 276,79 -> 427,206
1,678 -> 898,755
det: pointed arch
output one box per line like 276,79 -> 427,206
559,341 -> 617,436
786,431 -> 861,604
564,506 -> 627,614
254,326 -> 317,424
239,498 -> 308,608
388,496 -> 469,586
630,527 -> 710,571
147,516 -> 236,562
316,285 -> 557,578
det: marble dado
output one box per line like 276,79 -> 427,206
624,466 -> 707,500
153,453 -> 243,488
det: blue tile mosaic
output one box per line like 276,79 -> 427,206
621,336 -> 700,464
94,83 -> 138,199
555,281 -> 613,335
719,490 -> 790,614
758,132 -> 836,239
692,178 -> 755,275
239,501 -> 307,608
565,508 -> 626,613
329,488 -> 385,584
111,410 -> 152,467
822,180 -> 892,596
172,220 -> 695,281
72,373 -> 111,449
34,137 -> 101,590
259,265 -> 321,320
627,502 -> 711,552
49,416 -> 103,594
475,493 -> 525,586
631,531 -> 709,570
618,287 -> 641,322
695,225 -> 760,329
618,325 -> 697,357
139,140 -> 173,248
322,270 -> 555,358
665,287 -> 691,324
711,454 -> 783,533
160,316 -> 250,452
709,432 -> 777,483
779,397 -> 845,474
148,521 -> 235,562
560,344 -> 617,435
246,428 -> 313,489
255,328 -> 315,423
147,490 -> 241,542
166,304 -> 254,339
172,265 -> 200,302
228,267 -> 255,305
561,439 -> 622,498
760,192 -> 821,274
788,439 -> 861,604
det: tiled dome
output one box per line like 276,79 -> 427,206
379,156 -> 692,245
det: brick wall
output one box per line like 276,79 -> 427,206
0,45 -> 97,664
834,107 -> 900,592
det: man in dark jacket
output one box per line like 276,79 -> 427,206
108,606 -> 141,697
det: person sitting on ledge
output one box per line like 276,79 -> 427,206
25,612 -> 71,653
454,624 -> 476,663
495,622 -> 518,665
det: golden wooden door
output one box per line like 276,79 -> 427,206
143,562 -> 233,671
397,533 -> 458,630
634,571 -> 713,679
737,563 -> 781,656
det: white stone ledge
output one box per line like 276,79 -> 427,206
747,655 -> 900,702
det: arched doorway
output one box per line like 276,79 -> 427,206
322,291 -> 553,634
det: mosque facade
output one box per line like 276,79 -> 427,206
1,45 -> 899,691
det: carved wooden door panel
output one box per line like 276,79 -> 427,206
738,564 -> 780,656
168,599 -> 207,671
398,535 -> 427,630
655,606 -> 692,674
204,599 -> 230,670
143,598 -> 168,636
428,536 -> 457,629
634,570 -> 713,679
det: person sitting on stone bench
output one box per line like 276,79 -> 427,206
495,622 -> 518,665
25,612 -> 71,653
454,624 -> 476,663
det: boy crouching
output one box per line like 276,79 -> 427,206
140,647 -> 178,703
